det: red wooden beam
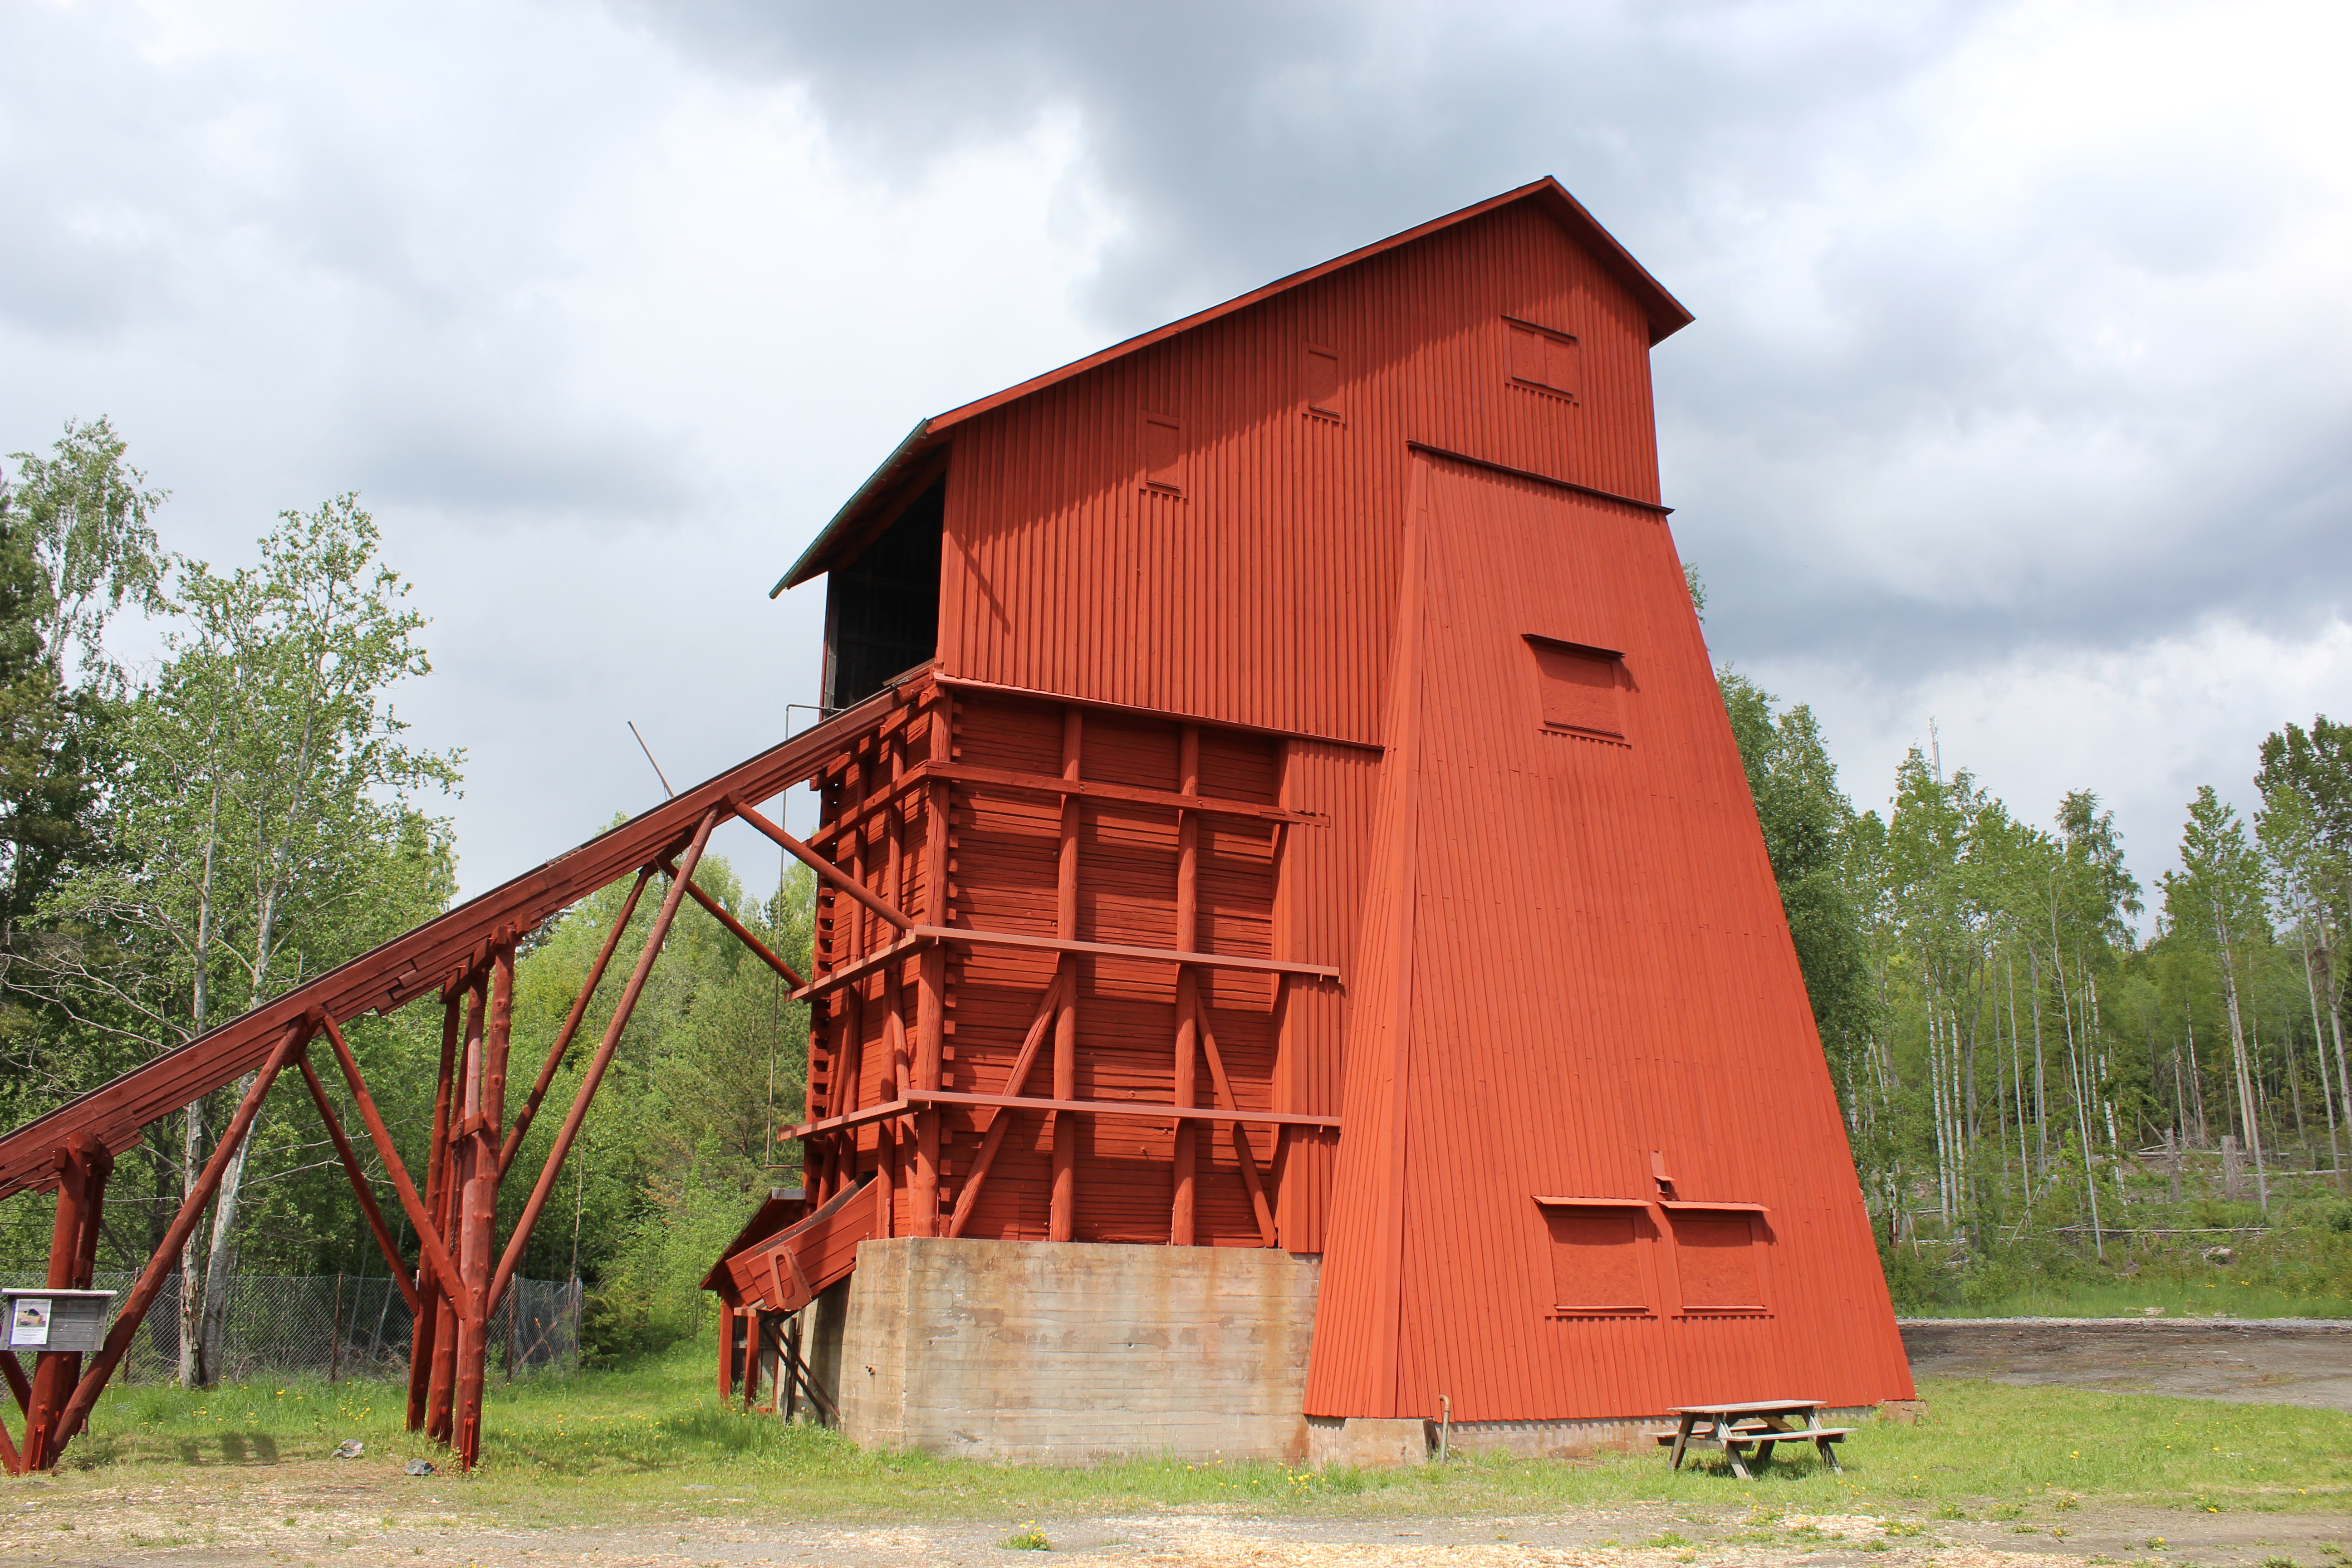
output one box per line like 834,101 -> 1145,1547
500,867 -> 655,1180
316,1014 -> 472,1323
1172,723 -> 1201,1247
920,926 -> 1339,980
408,988 -> 462,1432
1199,1014 -> 1280,1247
945,970 -> 1068,1239
49,1024 -> 308,1455
784,1088 -> 1341,1141
294,1049 -> 421,1315
662,856 -> 806,990
488,808 -> 717,1317
730,797 -> 913,931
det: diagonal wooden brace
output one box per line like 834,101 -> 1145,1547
501,867 -> 655,1180
659,855 -> 806,988
488,808 -> 718,1316
945,969 -> 1069,1239
52,1022 -> 309,1453
1199,1013 -> 1279,1247
295,1048 -> 421,1315
730,797 -> 913,930
317,1014 -> 473,1323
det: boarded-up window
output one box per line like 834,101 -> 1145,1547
1505,318 -> 1580,397
1527,637 -> 1624,738
1671,1212 -> 1764,1309
1541,1204 -> 1648,1312
1303,344 -> 1341,414
1144,413 -> 1183,493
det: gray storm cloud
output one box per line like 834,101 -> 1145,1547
3,0 -> 2345,895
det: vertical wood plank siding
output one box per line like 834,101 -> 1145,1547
1299,455 -> 1913,1421
936,202 -> 1660,747
794,182 -> 1911,1427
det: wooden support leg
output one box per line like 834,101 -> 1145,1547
1171,725 -> 1200,1245
717,1304 -> 735,1401
20,1134 -> 108,1472
1669,1415 -> 1692,1471
428,980 -> 485,1446
486,813 -> 718,1318
454,943 -> 515,1471
49,1027 -> 305,1460
1049,708 -> 1081,1242
409,989 -> 462,1432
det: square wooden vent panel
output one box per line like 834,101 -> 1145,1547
1540,1205 -> 1647,1313
1668,1210 -> 1765,1311
1525,636 -> 1624,739
1143,412 -> 1183,494
1505,316 -> 1580,398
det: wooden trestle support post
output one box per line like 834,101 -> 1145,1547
3,1132 -> 112,1474
0,795 -> 823,1473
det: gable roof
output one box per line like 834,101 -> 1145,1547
773,176 -> 1690,594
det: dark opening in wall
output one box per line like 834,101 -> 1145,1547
823,475 -> 943,712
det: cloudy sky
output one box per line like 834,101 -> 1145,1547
5,0 -> 2347,921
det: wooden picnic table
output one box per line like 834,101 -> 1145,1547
1660,1398 -> 1851,1478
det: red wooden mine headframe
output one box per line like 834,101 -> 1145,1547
0,178 -> 1911,1471
755,176 -> 1914,1423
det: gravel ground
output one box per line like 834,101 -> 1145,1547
1899,1319 -> 2352,1413
3,1465 -> 2347,1568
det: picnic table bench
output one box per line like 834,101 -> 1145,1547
1652,1399 -> 1851,1478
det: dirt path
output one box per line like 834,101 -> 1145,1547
5,1465 -> 2347,1568
1900,1319 -> 2352,1411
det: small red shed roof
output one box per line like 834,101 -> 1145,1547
772,176 -> 1690,594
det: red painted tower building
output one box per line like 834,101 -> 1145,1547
764,177 -> 1914,1450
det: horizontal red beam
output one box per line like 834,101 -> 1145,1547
0,685 -> 912,1197
779,1090 -> 1340,1142
790,926 -> 1339,1002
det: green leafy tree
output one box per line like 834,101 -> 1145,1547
2162,787 -> 2273,1211
0,417 -> 165,989
32,495 -> 460,1383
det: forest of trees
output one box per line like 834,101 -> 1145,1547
1725,662 -> 2352,1307
2,421 -> 2347,1382
0,421 -> 817,1376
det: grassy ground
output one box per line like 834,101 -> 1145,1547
54,1346 -> 2352,1524
1901,1278 -> 2352,1318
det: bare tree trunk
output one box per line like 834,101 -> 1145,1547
197,676 -> 322,1377
2300,917 -> 2342,1188
177,696 -> 227,1387
2051,945 -> 2104,1259
2031,951 -> 2050,1181
2186,1004 -> 2208,1146
2215,905 -> 2268,1214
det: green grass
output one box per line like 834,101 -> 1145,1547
1904,1276 -> 2352,1319
56,1349 -> 2352,1524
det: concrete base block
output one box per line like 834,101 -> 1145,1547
831,1237 -> 1321,1463
1306,1416 -> 1434,1467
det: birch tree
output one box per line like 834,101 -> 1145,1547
36,495 -> 460,1382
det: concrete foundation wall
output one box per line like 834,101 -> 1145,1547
832,1238 -> 1321,1462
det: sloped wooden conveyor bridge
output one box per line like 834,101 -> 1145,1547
0,686 -> 915,1474
0,666 -> 1346,1472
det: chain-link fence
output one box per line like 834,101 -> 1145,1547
0,1271 -> 581,1383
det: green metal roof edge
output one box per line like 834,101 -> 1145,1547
769,417 -> 934,597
